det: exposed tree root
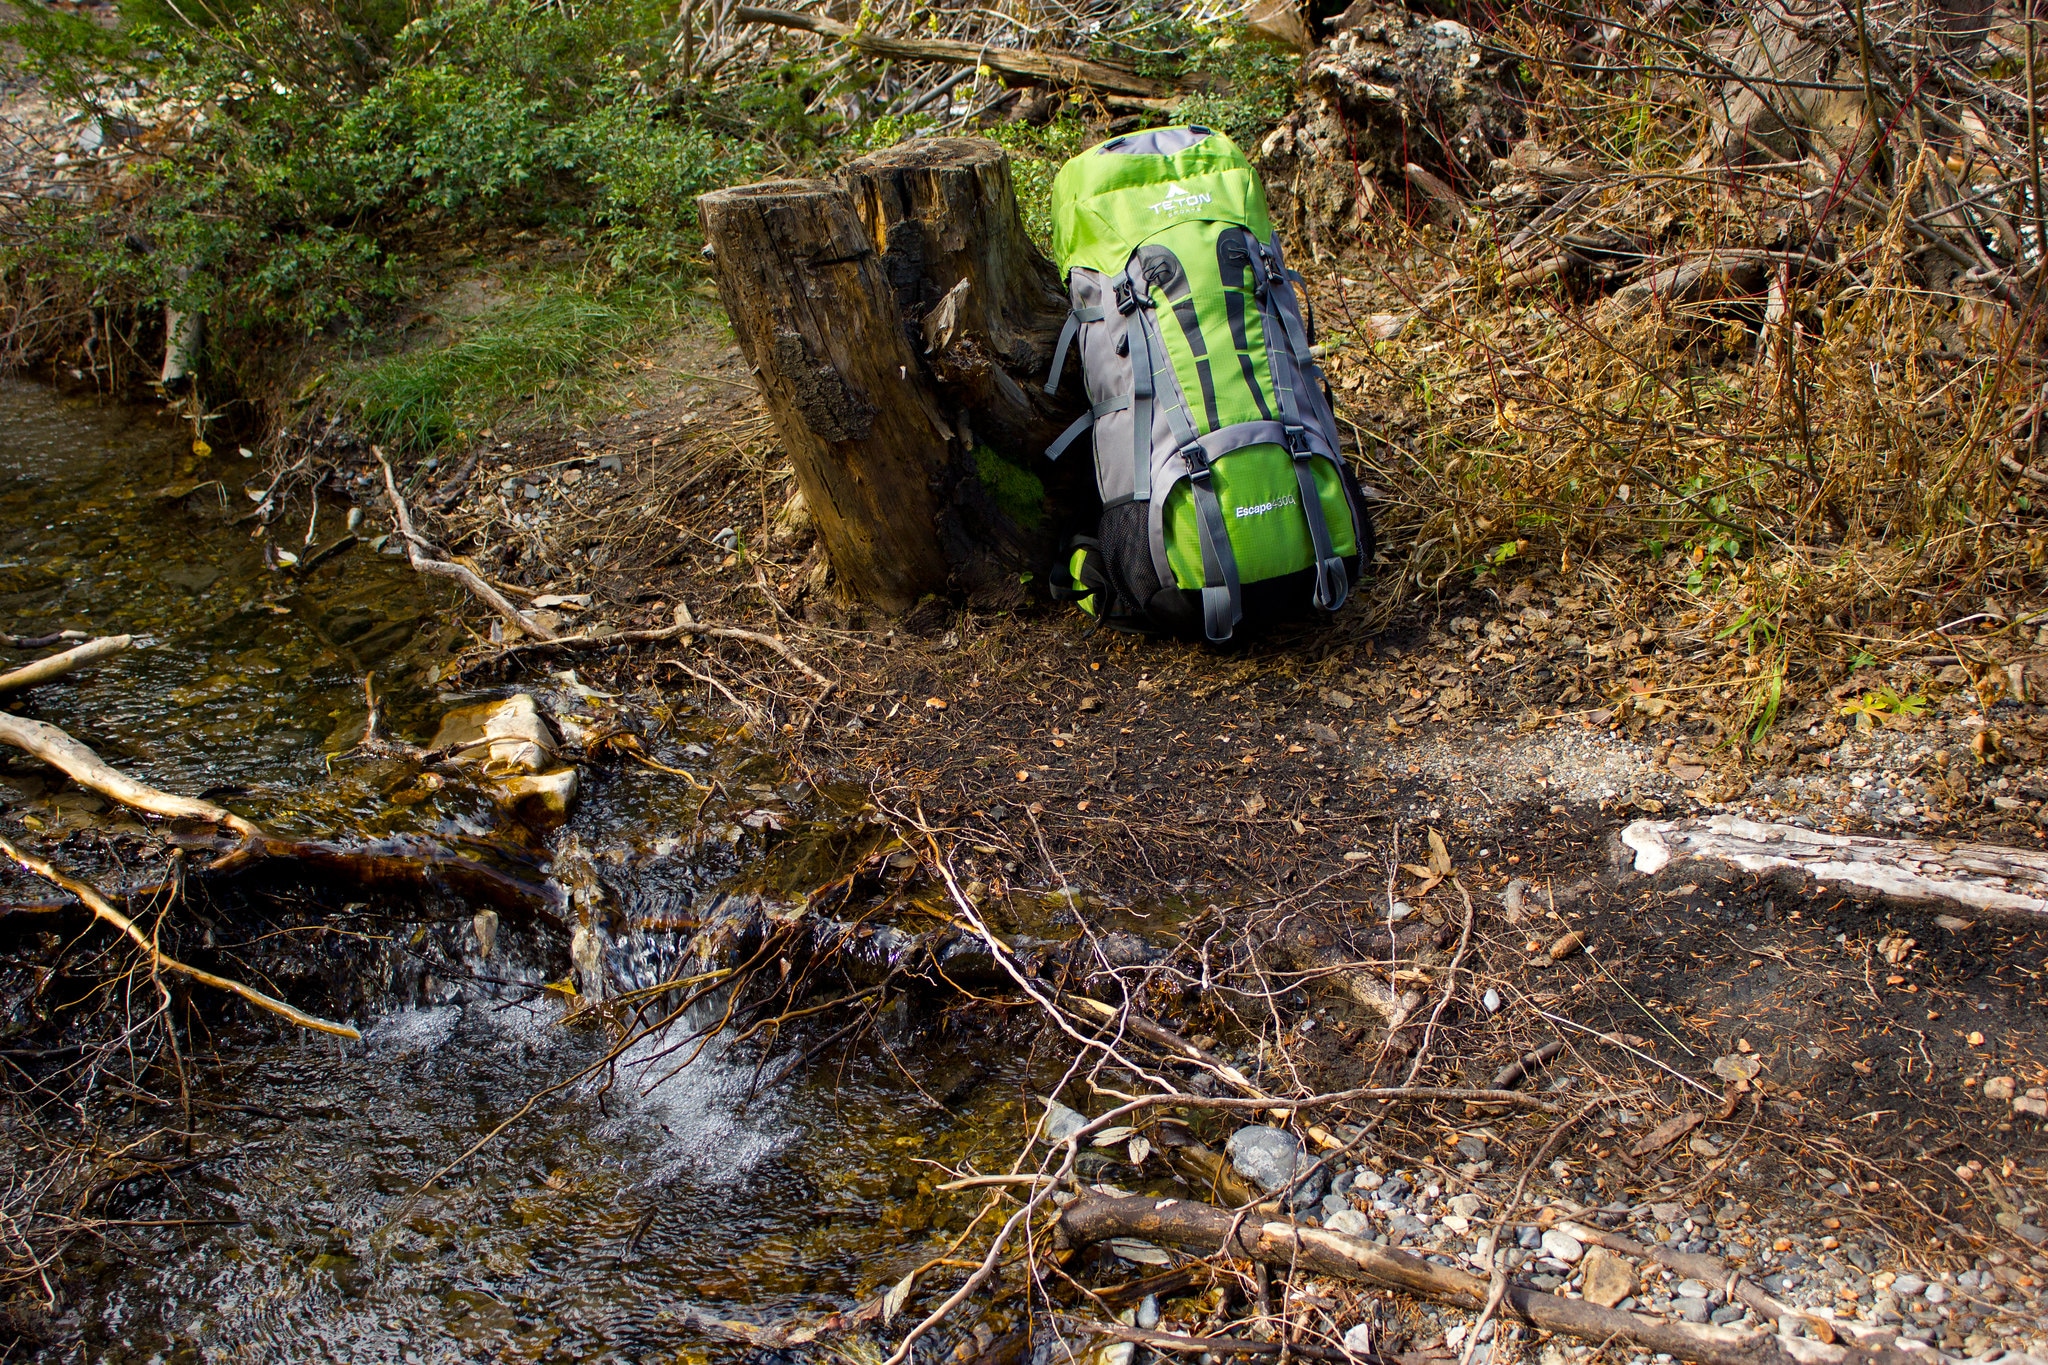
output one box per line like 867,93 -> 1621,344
377,448 -> 558,641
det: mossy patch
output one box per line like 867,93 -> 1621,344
975,446 -> 1046,532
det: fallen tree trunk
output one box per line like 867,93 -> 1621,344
1056,1195 -> 1925,1365
0,635 -> 133,695
700,179 -> 956,611
731,6 -> 1170,100
1621,815 -> 2048,925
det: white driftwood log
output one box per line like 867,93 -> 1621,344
1621,815 -> 2048,923
0,635 -> 133,695
0,711 -> 262,839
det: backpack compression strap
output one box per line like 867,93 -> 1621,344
1042,305 -> 1105,396
1122,266 -> 1242,643
1244,230 -> 1349,615
1043,394 -> 1130,462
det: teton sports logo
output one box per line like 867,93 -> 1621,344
1149,182 -> 1213,216
1234,493 -> 1299,519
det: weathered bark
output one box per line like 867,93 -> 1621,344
837,138 -> 1091,592
839,138 -> 1077,460
700,179 -> 954,611
1622,815 -> 2048,925
1056,1195 -> 1927,1365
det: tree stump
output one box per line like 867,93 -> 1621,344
838,138 -> 1079,462
698,179 -> 954,612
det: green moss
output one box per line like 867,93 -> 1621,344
975,445 -> 1046,531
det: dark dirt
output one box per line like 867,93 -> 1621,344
333,309 -> 2048,1271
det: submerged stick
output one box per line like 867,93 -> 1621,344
0,711 -> 262,839
376,449 -> 557,642
1,629 -> 89,650
0,836 -> 359,1040
0,635 -> 133,695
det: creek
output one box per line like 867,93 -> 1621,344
0,381 -> 1055,1363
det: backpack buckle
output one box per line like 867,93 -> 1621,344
1181,442 -> 1213,481
1113,277 -> 1152,316
1284,423 -> 1312,456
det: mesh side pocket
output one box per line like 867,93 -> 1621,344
1097,501 -> 1161,620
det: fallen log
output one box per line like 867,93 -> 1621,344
1055,1194 -> 1926,1365
731,6 -> 1170,100
0,711 -> 262,839
699,178 -> 956,610
1621,815 -> 2048,925
0,834 -> 359,1039
0,635 -> 133,695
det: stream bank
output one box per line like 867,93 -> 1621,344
3,375 -> 2047,1365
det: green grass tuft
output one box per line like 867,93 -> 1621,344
341,279 -> 685,453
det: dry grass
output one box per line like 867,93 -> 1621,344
1291,3 -> 2048,746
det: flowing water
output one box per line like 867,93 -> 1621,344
0,382 -> 1055,1363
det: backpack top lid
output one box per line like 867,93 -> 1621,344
1050,125 -> 1273,276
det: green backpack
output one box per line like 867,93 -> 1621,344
1041,126 -> 1373,643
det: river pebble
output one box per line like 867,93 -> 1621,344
1226,1125 -> 1327,1206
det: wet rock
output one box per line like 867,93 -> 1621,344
431,694 -> 578,825
1037,1097 -> 1088,1144
432,694 -> 557,772
495,766 -> 580,828
1226,1125 -> 1326,1205
472,908 -> 499,960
